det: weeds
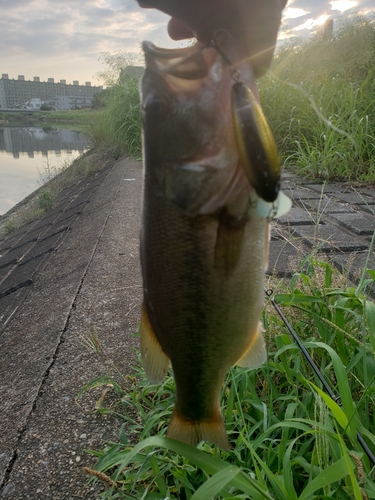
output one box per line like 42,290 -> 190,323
86,52 -> 143,159
4,219 -> 17,234
38,189 -> 53,211
78,253 -> 375,499
87,77 -> 142,159
259,16 -> 375,182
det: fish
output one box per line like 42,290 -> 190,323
139,39 -> 290,449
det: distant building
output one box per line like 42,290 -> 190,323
24,98 -> 44,110
56,95 -> 93,110
0,74 -> 103,109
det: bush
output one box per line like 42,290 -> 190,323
38,189 -> 54,211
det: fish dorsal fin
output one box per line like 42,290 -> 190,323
139,303 -> 170,384
236,322 -> 267,369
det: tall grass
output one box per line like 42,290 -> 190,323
259,16 -> 375,181
86,53 -> 143,159
79,253 -> 375,499
88,17 -> 375,182
86,77 -> 142,159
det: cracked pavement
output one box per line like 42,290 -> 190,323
1,157 -> 143,498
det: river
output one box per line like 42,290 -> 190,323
0,125 -> 90,216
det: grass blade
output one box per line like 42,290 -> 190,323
190,466 -> 240,500
299,456 -> 352,500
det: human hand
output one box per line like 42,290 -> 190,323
137,0 -> 287,77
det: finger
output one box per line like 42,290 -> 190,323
167,18 -> 194,40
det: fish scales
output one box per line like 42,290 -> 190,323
139,41 -> 270,449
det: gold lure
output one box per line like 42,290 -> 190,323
232,81 -> 281,202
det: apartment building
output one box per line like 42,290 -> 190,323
0,74 -> 103,109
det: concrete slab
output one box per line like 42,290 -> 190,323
332,191 -> 374,205
0,157 -> 143,499
329,212 -> 375,236
276,206 -> 317,226
298,198 -> 355,214
291,223 -> 368,253
282,185 -> 323,200
302,183 -> 342,195
332,252 -> 375,295
268,239 -> 301,277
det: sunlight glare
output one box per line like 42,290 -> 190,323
283,7 -> 310,19
295,14 -> 329,31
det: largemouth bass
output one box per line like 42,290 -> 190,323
139,40 -> 289,449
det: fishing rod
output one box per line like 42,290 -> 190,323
265,288 -> 375,467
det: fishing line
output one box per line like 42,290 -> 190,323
265,287 -> 375,467
210,30 -> 241,83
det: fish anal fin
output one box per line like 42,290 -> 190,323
167,406 -> 229,450
140,303 -> 170,384
236,322 -> 267,369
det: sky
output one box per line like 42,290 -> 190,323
1,0 -> 374,87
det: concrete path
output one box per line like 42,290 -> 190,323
0,157 -> 143,498
0,157 -> 375,498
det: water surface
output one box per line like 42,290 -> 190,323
0,126 -> 90,215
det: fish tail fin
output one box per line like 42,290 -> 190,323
167,406 -> 229,450
139,303 -> 170,384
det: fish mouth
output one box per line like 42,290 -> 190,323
142,40 -> 281,204
142,41 -> 218,81
142,40 -> 258,98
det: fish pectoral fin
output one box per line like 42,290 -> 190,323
214,210 -> 247,273
236,322 -> 267,369
167,406 -> 229,451
139,303 -> 170,384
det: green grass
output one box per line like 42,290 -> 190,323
2,109 -> 106,132
259,16 -> 375,182
86,77 -> 142,159
45,108 -> 105,125
78,252 -> 375,499
86,16 -> 375,182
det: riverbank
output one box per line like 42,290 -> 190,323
0,146 -> 116,237
0,155 -> 142,498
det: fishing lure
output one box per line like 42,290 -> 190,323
231,80 -> 281,203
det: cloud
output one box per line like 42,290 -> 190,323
283,7 -> 311,19
331,0 -> 358,11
